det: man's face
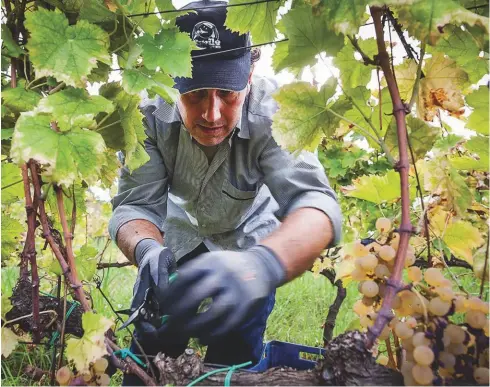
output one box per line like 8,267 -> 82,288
177,87 -> 248,147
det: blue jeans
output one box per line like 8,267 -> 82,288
122,244 -> 276,386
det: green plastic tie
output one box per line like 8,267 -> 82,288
113,348 -> 147,368
49,301 -> 80,347
186,361 -> 252,387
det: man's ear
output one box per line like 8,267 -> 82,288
248,66 -> 254,84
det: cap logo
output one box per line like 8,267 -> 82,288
192,21 -> 221,49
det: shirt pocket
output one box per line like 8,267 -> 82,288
220,179 -> 258,228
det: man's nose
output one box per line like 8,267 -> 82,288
202,92 -> 221,123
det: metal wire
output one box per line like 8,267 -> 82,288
127,0 -> 280,17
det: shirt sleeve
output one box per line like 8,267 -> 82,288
108,104 -> 169,242
258,136 -> 342,246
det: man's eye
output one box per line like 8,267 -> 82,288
218,90 -> 237,99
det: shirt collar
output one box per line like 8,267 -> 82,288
152,95 -> 251,140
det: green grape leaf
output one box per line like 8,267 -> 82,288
66,311 -> 113,372
272,41 -> 301,75
333,38 -> 377,90
271,80 -> 351,152
87,61 -> 111,83
450,136 -> 489,171
2,80 -> 41,114
1,163 -> 24,205
121,42 -> 144,70
99,85 -> 150,171
75,244 -> 98,282
155,0 -> 195,29
395,0 -> 489,45
341,87 -> 392,147
1,327 -> 20,358
434,25 -> 488,85
122,69 -> 178,103
25,9 -> 110,87
138,29 -> 195,77
278,6 -> 344,72
417,53 -> 468,121
341,169 -> 415,204
10,114 -> 106,186
225,0 -> 281,44
385,116 -> 439,161
422,158 -> 472,215
1,128 -> 14,140
322,0 -> 370,35
37,88 -> 114,131
1,215 -> 24,259
1,25 -> 25,58
466,86 -> 489,135
433,133 -> 463,150
120,0 -> 162,36
51,243 -> 98,280
100,151 -> 121,188
78,0 -> 116,23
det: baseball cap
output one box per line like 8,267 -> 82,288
173,0 -> 252,94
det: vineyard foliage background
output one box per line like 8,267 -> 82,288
1,0 -> 489,385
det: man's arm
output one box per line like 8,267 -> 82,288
261,207 -> 333,281
116,219 -> 164,265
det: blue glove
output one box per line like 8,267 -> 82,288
131,239 -> 176,341
161,245 -> 286,342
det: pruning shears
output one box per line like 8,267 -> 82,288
117,272 -> 178,331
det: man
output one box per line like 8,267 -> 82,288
109,0 -> 341,384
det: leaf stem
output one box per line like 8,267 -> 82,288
326,107 -> 380,145
2,178 -> 23,190
2,309 -> 57,327
48,82 -> 65,95
408,42 -> 426,111
479,229 -> 489,298
95,119 -> 121,132
348,35 -> 376,65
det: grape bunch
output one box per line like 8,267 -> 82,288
56,358 -> 110,386
350,217 -> 489,386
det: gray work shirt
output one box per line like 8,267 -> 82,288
108,76 -> 342,260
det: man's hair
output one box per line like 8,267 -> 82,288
251,48 -> 261,64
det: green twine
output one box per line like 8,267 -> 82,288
113,348 -> 147,368
187,361 -> 252,387
49,301 -> 79,346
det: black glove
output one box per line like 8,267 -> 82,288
131,239 -> 176,341
161,245 -> 286,342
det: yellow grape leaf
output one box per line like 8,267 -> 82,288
65,312 -> 113,372
1,292 -> 13,319
428,207 -> 484,264
393,59 -> 418,103
417,53 -> 469,121
443,222 -> 484,264
473,245 -> 489,281
422,157 -> 472,215
1,327 -> 20,358
341,170 -> 416,204
311,257 -> 333,277
334,243 -> 357,284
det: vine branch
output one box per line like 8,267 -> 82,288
366,6 -> 413,348
20,161 -> 41,342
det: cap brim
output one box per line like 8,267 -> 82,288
174,51 -> 251,94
